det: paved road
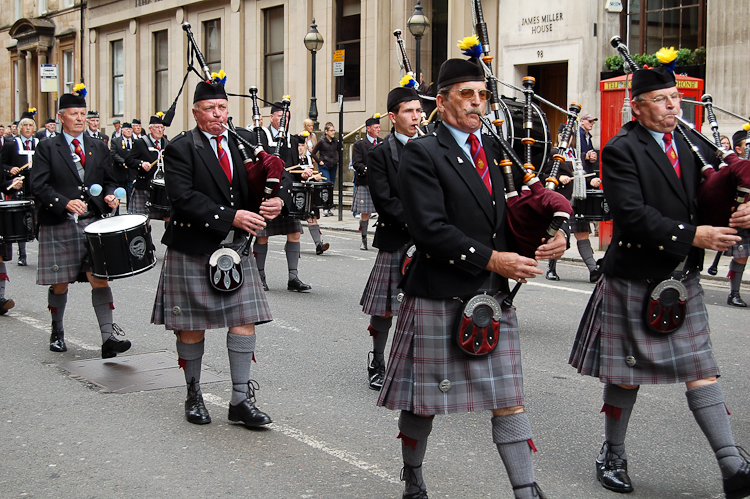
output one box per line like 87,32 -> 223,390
1,223 -> 748,498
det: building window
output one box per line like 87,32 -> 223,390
264,7 -> 284,104
63,0 -> 74,7
39,0 -> 48,15
155,30 -> 169,113
63,50 -> 75,93
14,0 -> 22,21
112,40 -> 124,116
203,20 -> 221,74
336,0 -> 361,99
623,0 -> 706,55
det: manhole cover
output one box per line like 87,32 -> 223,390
56,351 -> 228,394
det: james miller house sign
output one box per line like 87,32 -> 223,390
521,12 -> 564,34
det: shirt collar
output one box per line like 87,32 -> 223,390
442,121 -> 482,148
394,131 -> 417,145
63,130 -> 84,146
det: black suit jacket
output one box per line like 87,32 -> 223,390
87,130 -> 109,147
398,123 -> 519,298
124,135 -> 168,190
600,121 -> 702,280
351,136 -> 382,186
254,126 -> 299,168
31,132 -> 115,225
109,135 -> 133,185
2,135 -> 37,171
161,127 -> 255,255
368,133 -> 410,251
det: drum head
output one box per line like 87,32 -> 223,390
1,200 -> 33,208
84,214 -> 148,234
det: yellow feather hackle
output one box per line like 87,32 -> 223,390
656,47 -> 678,64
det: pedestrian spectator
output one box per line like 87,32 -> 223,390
311,122 -> 339,216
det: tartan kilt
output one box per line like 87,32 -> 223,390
569,274 -> 719,385
352,185 -> 376,214
725,229 -> 750,258
129,188 -> 149,216
377,294 -> 524,415
151,246 -> 272,331
256,216 -> 301,237
37,217 -> 96,285
360,248 -> 404,317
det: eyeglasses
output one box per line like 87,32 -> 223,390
451,88 -> 493,101
639,92 -> 683,105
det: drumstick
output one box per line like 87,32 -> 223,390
19,162 -> 31,171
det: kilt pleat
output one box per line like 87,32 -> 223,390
352,185 -> 376,214
360,248 -> 403,316
569,274 -> 719,385
129,189 -> 149,216
37,217 -> 95,285
725,230 -> 750,259
256,216 -> 301,237
377,294 -> 524,415
151,246 -> 272,331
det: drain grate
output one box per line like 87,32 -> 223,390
56,351 -> 228,394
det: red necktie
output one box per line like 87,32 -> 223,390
71,138 -> 85,168
663,132 -> 680,178
213,136 -> 232,182
468,134 -> 492,193
24,140 -> 30,150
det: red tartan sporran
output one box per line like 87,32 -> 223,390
454,294 -> 502,356
643,278 -> 687,335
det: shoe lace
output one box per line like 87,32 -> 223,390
512,482 -> 545,498
400,464 -> 422,485
233,379 -> 261,404
600,441 -> 627,468
187,377 -> 200,398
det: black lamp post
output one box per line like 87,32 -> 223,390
304,19 -> 324,131
407,0 -> 430,83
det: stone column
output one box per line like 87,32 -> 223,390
38,48 -> 49,122
17,50 -> 27,117
25,51 -> 33,115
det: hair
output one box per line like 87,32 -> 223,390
437,84 -> 453,98
19,118 -> 36,129
303,118 -> 314,128
324,122 -> 335,131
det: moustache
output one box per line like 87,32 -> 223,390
465,109 -> 484,117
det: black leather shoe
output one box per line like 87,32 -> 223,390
228,380 -> 272,427
316,242 -> 329,255
368,353 -> 385,390
49,323 -> 67,352
0,298 -> 14,316
101,324 -> 131,359
185,380 -> 211,425
260,274 -> 269,291
360,238 -> 368,251
512,482 -> 547,499
17,256 -> 27,266
724,448 -> 750,499
545,268 -> 560,281
287,277 -> 311,292
596,443 -> 633,493
590,265 -> 604,283
728,292 -> 748,308
401,465 -> 428,499
403,491 -> 428,499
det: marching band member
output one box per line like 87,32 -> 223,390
724,130 -> 750,308
124,114 -> 169,219
351,115 -> 382,250
36,118 -> 58,140
109,122 -> 134,205
295,133 -> 329,255
85,111 -> 109,146
0,176 -> 24,315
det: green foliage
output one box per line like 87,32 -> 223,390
692,46 -> 706,65
604,47 -> 706,73
605,55 -> 623,71
675,48 -> 692,66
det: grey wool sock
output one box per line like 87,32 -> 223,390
687,383 -> 743,478
227,332 -> 257,406
285,241 -> 301,280
398,411 -> 433,496
48,287 -> 68,332
599,384 -> 639,462
0,262 -> 7,298
492,413 -> 537,499
176,339 -> 204,396
92,287 -> 115,343
577,239 -> 597,272
370,315 -> 393,364
729,260 -> 745,293
359,219 -> 368,238
309,225 -> 323,245
253,242 -> 268,275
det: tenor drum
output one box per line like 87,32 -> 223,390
310,181 -> 333,210
572,190 -> 611,222
496,97 -> 552,170
83,214 -> 156,280
0,200 -> 36,243
287,183 -> 311,220
147,178 -> 170,212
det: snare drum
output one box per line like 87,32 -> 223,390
0,200 -> 36,243
147,178 -> 171,212
310,181 -> 333,210
287,183 -> 311,220
83,214 -> 156,280
572,190 -> 612,222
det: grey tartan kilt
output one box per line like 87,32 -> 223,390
569,274 -> 719,385
256,216 -> 301,237
37,217 -> 96,285
725,229 -> 750,258
352,185 -> 376,214
151,246 -> 272,331
377,294 -> 524,415
129,188 -> 149,216
360,248 -> 404,317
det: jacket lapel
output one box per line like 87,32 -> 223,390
54,133 -> 82,182
190,127 -> 231,202
675,131 -> 697,205
636,125 -> 689,208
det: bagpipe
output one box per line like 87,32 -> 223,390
392,29 -> 429,135
610,37 -> 750,230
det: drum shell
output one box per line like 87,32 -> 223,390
148,179 -> 171,212
310,181 -> 333,210
572,190 -> 611,222
0,200 -> 36,243
498,97 -> 552,170
83,215 -> 156,280
287,183 -> 310,220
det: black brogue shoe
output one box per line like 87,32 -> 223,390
228,380 -> 272,427
596,442 -> 633,493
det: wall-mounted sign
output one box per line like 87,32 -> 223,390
521,12 -> 564,35
333,50 -> 345,77
40,64 -> 58,93
605,0 -> 624,13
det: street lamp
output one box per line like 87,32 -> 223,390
406,0 -> 430,84
304,18 -> 324,131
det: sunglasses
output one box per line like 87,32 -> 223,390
451,88 -> 493,101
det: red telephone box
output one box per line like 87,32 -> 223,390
597,73 -> 704,249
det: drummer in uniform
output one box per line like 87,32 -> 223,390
724,130 -> 750,307
1,110 -> 38,266
152,77 -> 283,427
0,176 -> 24,315
294,132 -> 330,255
124,114 -> 170,220
351,115 -> 382,250
30,86 -> 131,358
